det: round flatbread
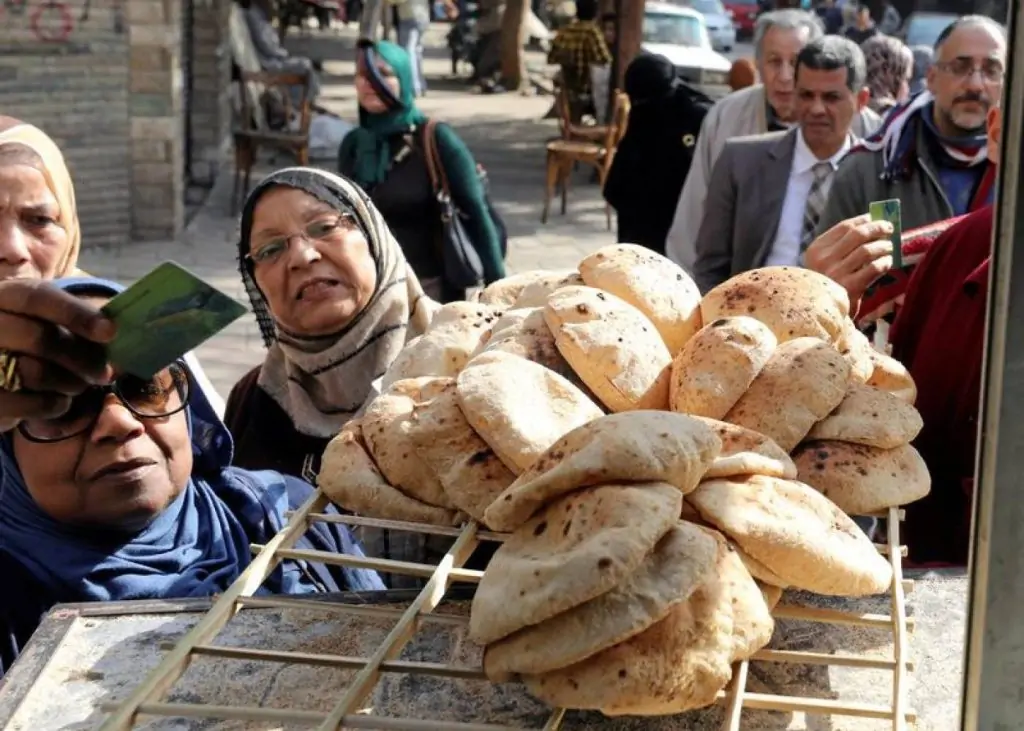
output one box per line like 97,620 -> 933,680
319,421 -> 462,525
688,475 -> 893,596
545,285 -> 671,412
482,521 -> 719,680
485,411 -> 721,532
360,378 -> 455,508
480,271 -> 555,308
521,533 -> 772,716
456,350 -> 603,473
578,244 -> 702,354
837,319 -> 874,384
513,270 -> 584,308
468,482 -> 683,646
807,383 -> 924,449
792,440 -> 931,515
381,302 -> 503,388
405,381 -> 516,527
670,316 -> 778,420
693,417 -> 797,480
867,349 -> 917,404
724,337 -> 851,452
700,266 -> 850,344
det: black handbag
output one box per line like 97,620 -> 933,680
422,120 -> 486,289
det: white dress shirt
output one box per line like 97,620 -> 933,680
765,130 -> 851,268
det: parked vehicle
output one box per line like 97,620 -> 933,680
724,0 -> 760,38
898,11 -> 959,48
643,2 -> 733,98
674,0 -> 737,52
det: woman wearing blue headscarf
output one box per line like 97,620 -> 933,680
0,276 -> 384,677
338,40 -> 505,303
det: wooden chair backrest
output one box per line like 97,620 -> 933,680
236,71 -> 313,136
603,90 -> 630,152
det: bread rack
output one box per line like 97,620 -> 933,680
95,490 -> 914,731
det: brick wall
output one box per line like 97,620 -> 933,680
0,0 -> 133,248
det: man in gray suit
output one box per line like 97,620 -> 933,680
692,36 -> 871,293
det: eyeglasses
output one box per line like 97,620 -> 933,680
18,362 -> 190,443
246,214 -> 358,267
935,57 -> 1005,84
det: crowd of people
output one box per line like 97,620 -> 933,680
0,2 -> 1011,683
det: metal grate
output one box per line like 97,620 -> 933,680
96,493 -> 914,730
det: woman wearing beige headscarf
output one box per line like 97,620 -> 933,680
0,117 -> 222,427
862,35 -> 914,117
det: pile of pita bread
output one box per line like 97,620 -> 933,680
316,245 -> 932,716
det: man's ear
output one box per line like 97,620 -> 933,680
856,86 -> 871,111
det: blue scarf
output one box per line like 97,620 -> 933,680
0,277 -> 381,602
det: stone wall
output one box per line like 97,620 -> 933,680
187,0 -> 234,188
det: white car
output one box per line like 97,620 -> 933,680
668,0 -> 738,53
643,2 -> 733,97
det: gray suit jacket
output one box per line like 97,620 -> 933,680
692,129 -> 798,294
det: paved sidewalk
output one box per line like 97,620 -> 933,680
79,26 -> 616,396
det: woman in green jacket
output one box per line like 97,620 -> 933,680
339,40 -> 505,302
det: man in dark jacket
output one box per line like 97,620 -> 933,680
604,53 -> 714,255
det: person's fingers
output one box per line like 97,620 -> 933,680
12,355 -> 92,396
0,311 -> 111,385
845,254 -> 895,302
830,221 -> 894,261
0,280 -> 116,344
0,391 -> 73,422
838,238 -> 894,274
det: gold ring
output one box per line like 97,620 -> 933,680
0,351 -> 22,393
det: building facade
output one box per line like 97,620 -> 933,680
0,0 -> 233,248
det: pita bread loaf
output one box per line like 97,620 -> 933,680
730,541 -> 788,588
456,351 -> 603,473
578,244 -> 702,354
522,534 -> 772,716
361,378 -> 455,508
405,381 -> 515,527
469,482 -> 683,645
484,411 -> 721,532
688,475 -> 893,596
479,271 -> 553,307
758,582 -> 784,610
670,316 -> 777,420
320,421 -> 461,525
482,521 -> 718,680
725,337 -> 851,451
545,285 -> 672,412
867,349 -> 917,404
807,383 -> 923,448
513,270 -> 584,308
692,417 -> 796,480
837,319 -> 874,384
381,303 -> 503,388
792,440 -> 931,515
700,266 -> 850,344
479,307 -> 590,390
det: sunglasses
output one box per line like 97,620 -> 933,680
18,362 -> 191,443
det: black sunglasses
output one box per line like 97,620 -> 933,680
18,362 -> 191,444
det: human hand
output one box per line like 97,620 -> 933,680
0,280 -> 116,423
803,213 -> 895,306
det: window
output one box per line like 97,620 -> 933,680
643,12 -> 705,47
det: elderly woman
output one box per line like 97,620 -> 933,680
338,40 -> 504,303
225,167 -> 434,480
862,35 -> 914,117
0,117 -> 224,429
0,276 -> 383,676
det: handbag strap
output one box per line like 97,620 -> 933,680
421,119 -> 452,199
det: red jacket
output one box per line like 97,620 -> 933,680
890,205 -> 992,566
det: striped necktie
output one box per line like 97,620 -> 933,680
801,162 -> 834,252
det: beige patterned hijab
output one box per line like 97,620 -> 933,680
238,167 -> 436,438
0,117 -> 82,277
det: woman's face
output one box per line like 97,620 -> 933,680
355,58 -> 401,114
249,186 -> 378,336
0,154 -> 69,280
13,303 -> 193,532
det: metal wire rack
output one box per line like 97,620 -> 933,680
95,490 -> 914,731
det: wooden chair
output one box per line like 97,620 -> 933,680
231,70 -> 313,214
542,90 -> 630,229
554,83 -> 609,143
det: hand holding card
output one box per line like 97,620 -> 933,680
869,199 -> 903,269
102,262 -> 248,379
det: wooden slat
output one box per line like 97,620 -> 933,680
237,594 -> 470,626
721,660 -> 748,731
252,545 -> 485,583
887,507 -> 911,731
308,512 -> 508,543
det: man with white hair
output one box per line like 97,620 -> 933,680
664,9 -> 881,273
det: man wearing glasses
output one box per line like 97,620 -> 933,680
813,16 -> 1006,244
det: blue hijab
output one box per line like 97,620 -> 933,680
0,277 -> 383,602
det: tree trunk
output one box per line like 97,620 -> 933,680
613,0 -> 644,92
500,0 -> 530,91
